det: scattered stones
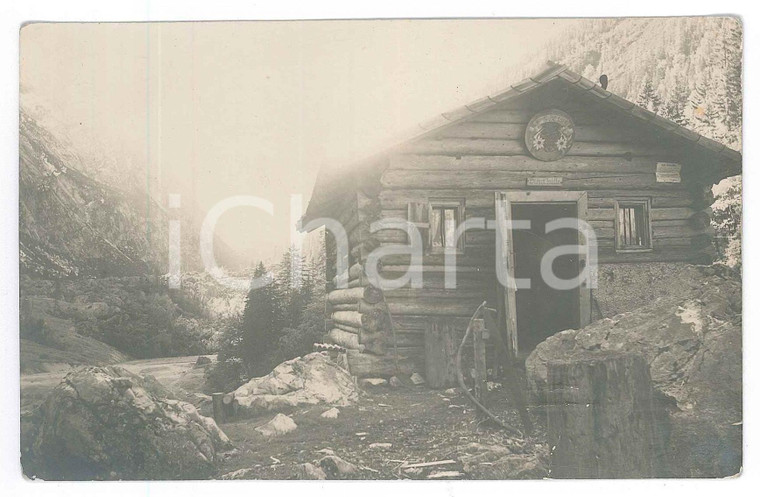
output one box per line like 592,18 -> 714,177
316,448 -> 335,456
427,470 -> 464,479
389,376 -> 403,387
458,442 -> 549,479
296,462 -> 327,480
221,467 -> 257,480
320,407 -> 340,419
29,366 -> 232,480
443,387 -> 458,396
355,432 -> 368,437
410,372 -> 426,386
319,455 -> 358,478
232,352 -> 359,416
369,442 -> 392,450
220,448 -> 240,460
360,378 -> 388,388
255,413 -> 297,438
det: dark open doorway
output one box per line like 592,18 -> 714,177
511,202 -> 580,356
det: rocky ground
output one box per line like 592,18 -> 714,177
20,264 -> 740,480
21,353 -> 547,480
526,264 -> 742,477
216,383 -> 547,480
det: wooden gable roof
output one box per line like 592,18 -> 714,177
302,61 -> 742,227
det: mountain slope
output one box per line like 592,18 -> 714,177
20,110 -> 170,277
511,17 -> 742,149
20,110 -> 245,277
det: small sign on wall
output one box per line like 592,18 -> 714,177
656,162 -> 682,183
527,176 -> 563,187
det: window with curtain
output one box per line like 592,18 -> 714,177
407,199 -> 465,253
430,206 -> 458,249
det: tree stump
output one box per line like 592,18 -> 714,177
425,319 -> 460,389
211,392 -> 226,423
546,352 -> 667,478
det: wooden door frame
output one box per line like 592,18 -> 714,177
495,191 -> 590,356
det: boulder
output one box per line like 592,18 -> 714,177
409,372 -> 426,386
388,376 -> 403,388
221,467 -> 257,480
232,352 -> 359,416
525,267 -> 741,477
27,366 -> 232,480
295,462 -> 327,480
458,442 -> 549,479
255,413 -> 297,438
359,378 -> 387,388
318,455 -> 358,478
320,407 -> 340,419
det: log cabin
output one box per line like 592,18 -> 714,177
300,62 -> 741,386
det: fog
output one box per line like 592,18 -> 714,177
20,19 -> 572,265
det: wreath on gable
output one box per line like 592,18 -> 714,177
524,109 -> 575,161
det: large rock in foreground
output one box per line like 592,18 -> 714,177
232,352 -> 359,416
525,267 -> 741,477
28,366 -> 232,480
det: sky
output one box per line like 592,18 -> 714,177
20,19 -> 574,264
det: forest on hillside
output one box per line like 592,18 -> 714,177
513,17 -> 743,266
516,17 -> 742,150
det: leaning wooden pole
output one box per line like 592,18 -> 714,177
456,301 -> 523,438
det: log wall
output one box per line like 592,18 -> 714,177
327,87 -> 719,378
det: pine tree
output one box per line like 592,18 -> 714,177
241,261 -> 280,376
663,83 -> 690,126
689,78 -> 718,136
723,19 -> 743,145
636,79 -> 661,113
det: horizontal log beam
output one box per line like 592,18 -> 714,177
334,322 -> 361,334
588,207 -> 696,221
327,329 -> 363,350
381,169 -> 681,191
436,122 -> 652,143
346,348 -> 422,378
327,286 -> 384,305
470,109 -> 598,125
386,299 -> 483,317
389,154 -> 658,173
399,138 -> 678,158
332,310 -> 363,329
379,189 -> 692,210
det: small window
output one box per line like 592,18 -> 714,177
615,199 -> 652,251
407,199 -> 465,253
428,199 -> 465,253
430,207 -> 458,249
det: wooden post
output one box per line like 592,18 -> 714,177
472,318 -> 487,403
211,392 -> 226,424
425,320 -> 460,389
546,353 -> 666,478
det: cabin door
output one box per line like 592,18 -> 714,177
495,192 -> 591,359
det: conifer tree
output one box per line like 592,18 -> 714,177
663,83 -> 690,126
241,261 -> 280,376
636,79 -> 661,113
